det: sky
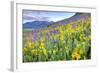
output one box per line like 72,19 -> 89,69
23,10 -> 76,24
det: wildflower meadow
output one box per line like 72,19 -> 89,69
22,12 -> 91,62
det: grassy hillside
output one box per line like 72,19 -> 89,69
22,14 -> 91,62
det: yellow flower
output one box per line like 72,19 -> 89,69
60,30 -> 64,34
66,29 -> 69,33
41,38 -> 45,42
76,54 -> 81,60
72,51 -> 76,59
77,27 -> 81,31
60,35 -> 64,41
23,47 -> 28,52
39,42 -> 45,49
72,51 -> 81,60
72,29 -> 75,33
31,49 -> 35,55
67,24 -> 72,31
43,49 -> 47,55
27,41 -> 34,49
55,34 -> 59,39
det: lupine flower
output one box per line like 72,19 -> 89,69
32,31 -> 40,42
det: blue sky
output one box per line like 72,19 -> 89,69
23,10 -> 76,24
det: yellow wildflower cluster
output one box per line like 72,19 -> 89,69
23,17 -> 91,62
26,41 -> 34,49
39,42 -> 45,49
72,50 -> 81,60
72,47 -> 84,60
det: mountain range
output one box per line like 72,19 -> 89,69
23,21 -> 54,29
23,13 -> 91,29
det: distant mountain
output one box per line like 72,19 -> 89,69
23,13 -> 91,29
23,21 -> 54,29
50,13 -> 91,27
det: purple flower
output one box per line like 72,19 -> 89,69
53,30 -> 59,35
45,34 -> 50,39
32,31 -> 40,42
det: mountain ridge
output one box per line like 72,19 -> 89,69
23,13 -> 91,29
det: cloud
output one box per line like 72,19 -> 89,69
23,14 -> 37,20
22,10 -> 76,23
23,14 -> 50,21
36,16 -> 50,21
